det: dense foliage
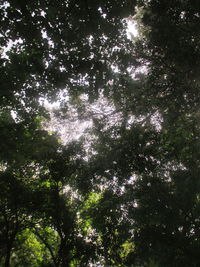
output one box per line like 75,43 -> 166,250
1,0 -> 200,266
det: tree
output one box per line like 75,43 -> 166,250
0,1 -> 136,265
1,0 -> 200,266
87,1 -> 200,266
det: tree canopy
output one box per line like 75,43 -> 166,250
1,0 -> 200,266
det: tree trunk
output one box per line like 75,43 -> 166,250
58,240 -> 71,267
5,242 -> 12,267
